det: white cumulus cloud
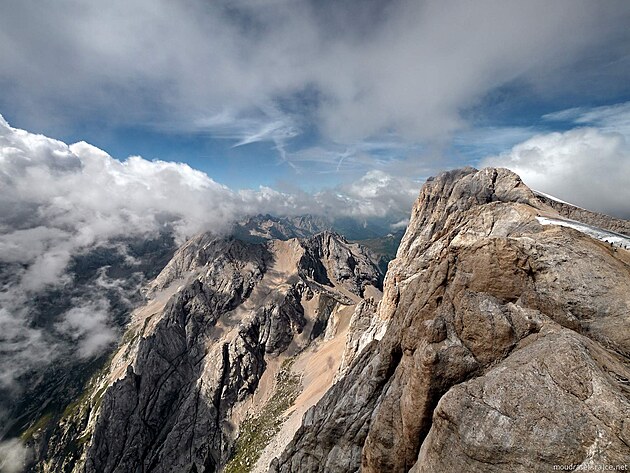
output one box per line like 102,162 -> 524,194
481,127 -> 630,218
0,439 -> 30,473
56,300 -> 118,359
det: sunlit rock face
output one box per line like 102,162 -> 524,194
272,167 -> 630,473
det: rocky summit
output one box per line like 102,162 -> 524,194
23,167 -> 630,472
272,167 -> 630,472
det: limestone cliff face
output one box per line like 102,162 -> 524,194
35,233 -> 381,473
272,167 -> 630,472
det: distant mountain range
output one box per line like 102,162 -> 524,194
232,214 -> 405,275
232,213 -> 404,242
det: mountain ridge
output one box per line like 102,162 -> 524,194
28,231 -> 383,473
534,190 -> 630,237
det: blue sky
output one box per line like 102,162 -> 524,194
0,0 -> 629,196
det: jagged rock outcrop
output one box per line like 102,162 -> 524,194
271,167 -> 630,472
35,232 -> 382,473
336,297 -> 383,379
299,232 -> 382,296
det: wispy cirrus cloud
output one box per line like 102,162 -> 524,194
543,101 -> 630,136
453,126 -> 539,160
192,105 -> 300,169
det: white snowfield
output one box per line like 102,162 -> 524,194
536,216 -> 630,250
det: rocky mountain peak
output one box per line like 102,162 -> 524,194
399,167 -> 540,259
272,167 -> 630,472
421,166 -> 534,211
299,231 -> 382,296
31,228 -> 382,473
148,234 -> 268,293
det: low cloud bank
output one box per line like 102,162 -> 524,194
0,439 -> 29,473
